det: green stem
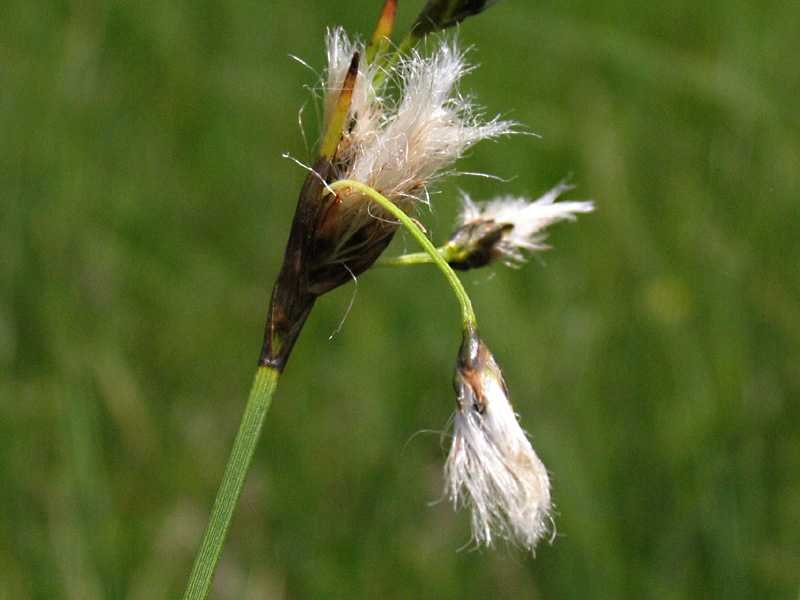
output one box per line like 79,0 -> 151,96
329,180 -> 477,330
375,243 -> 462,267
375,251 -> 436,267
182,365 -> 280,600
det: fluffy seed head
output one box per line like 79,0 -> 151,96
309,28 -> 515,284
446,183 -> 594,269
445,328 -> 552,551
323,28 -> 514,215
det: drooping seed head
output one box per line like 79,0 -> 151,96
445,327 -> 552,551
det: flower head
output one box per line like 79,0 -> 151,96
444,182 -> 594,269
323,28 -> 513,211
445,327 -> 552,551
300,28 -> 515,301
263,28 -> 512,368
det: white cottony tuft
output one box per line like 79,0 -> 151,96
322,28 -> 514,214
456,183 -> 594,265
445,329 -> 552,551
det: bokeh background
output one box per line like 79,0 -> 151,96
2,0 -> 799,598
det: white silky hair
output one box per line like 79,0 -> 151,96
445,354 -> 552,551
459,183 -> 594,262
322,28 -> 514,215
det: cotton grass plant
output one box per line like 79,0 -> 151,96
182,1 -> 593,597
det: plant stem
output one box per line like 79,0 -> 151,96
329,180 -> 477,330
375,251 -> 437,267
182,365 -> 280,600
375,243 -> 461,267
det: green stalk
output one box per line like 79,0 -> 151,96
182,365 -> 280,600
329,180 -> 477,330
375,243 -> 461,267
375,251 -> 437,267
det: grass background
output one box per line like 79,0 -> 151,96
2,0 -> 799,598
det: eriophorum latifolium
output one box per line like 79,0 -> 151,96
182,1 -> 593,597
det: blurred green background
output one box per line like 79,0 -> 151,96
2,0 -> 799,598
